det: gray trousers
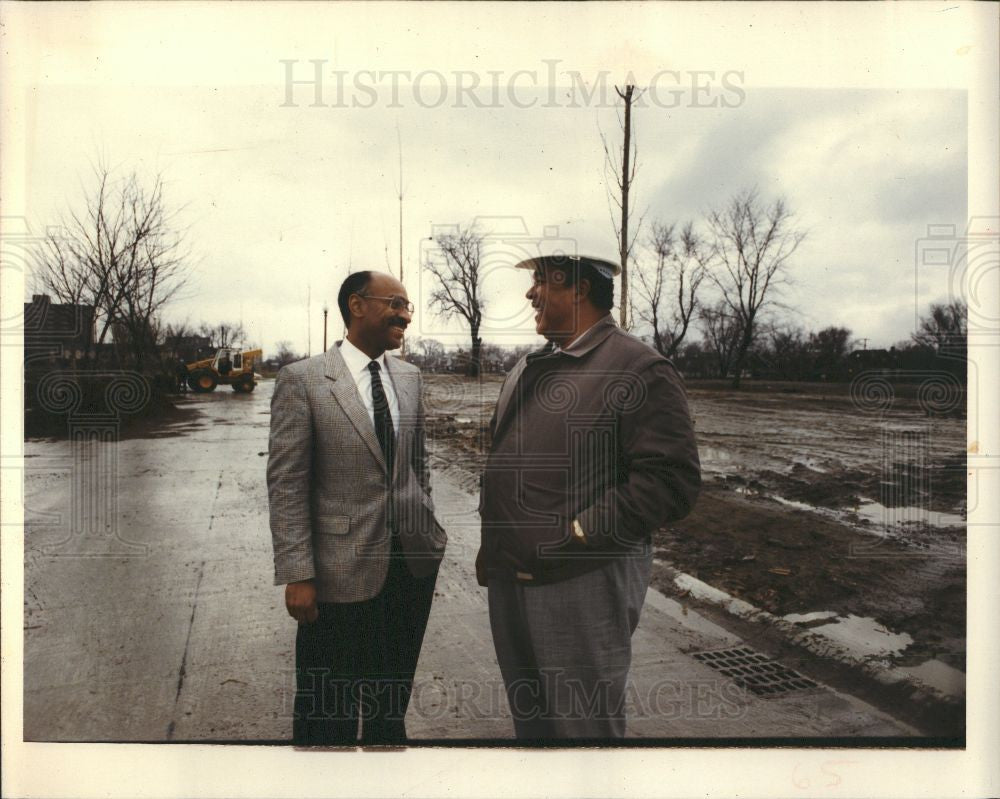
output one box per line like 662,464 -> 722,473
487,551 -> 653,739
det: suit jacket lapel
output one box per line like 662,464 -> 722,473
385,355 -> 416,421
385,355 -> 416,480
492,344 -> 555,442
325,345 -> 387,473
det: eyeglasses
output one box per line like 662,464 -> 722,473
358,294 -> 415,314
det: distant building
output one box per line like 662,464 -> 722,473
846,347 -> 911,379
160,335 -> 213,362
23,294 -> 96,366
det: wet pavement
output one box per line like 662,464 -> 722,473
22,379 -> 921,741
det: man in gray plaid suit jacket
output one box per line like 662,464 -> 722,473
267,270 -> 447,745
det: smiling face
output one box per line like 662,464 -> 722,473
347,272 -> 412,357
525,264 -> 580,343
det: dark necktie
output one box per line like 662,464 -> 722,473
368,360 -> 395,476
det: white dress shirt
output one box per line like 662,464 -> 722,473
338,337 -> 400,433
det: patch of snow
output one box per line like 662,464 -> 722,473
809,614 -> 913,659
673,573 -> 758,617
769,495 -> 817,512
784,610 -> 840,624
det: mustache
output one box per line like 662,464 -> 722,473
388,318 -> 408,328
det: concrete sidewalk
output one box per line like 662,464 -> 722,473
21,383 -> 914,742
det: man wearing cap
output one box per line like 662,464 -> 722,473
476,254 -> 700,739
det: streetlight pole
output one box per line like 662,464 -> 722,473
323,304 -> 329,352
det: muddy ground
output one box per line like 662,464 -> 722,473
422,374 -> 966,672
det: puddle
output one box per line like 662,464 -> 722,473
731,490 -> 966,538
696,447 -> 746,478
852,499 -> 965,528
699,446 -> 736,464
808,614 -> 913,659
896,659 -> 965,698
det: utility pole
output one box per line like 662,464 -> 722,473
307,283 -> 311,357
396,124 -> 406,357
397,124 -> 404,284
617,84 -> 635,331
323,303 -> 329,352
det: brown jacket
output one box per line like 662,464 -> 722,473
477,316 -> 700,584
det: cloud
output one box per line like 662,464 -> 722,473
25,84 -> 966,353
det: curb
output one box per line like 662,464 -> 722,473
656,562 -> 965,736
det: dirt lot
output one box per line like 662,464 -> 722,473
422,374 -> 967,671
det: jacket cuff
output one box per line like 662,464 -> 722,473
273,563 -> 315,586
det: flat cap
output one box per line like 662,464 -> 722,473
514,254 -> 622,280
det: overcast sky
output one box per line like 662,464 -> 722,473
4,4 -> 981,357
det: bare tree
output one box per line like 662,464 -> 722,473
601,85 -> 645,330
31,162 -> 190,369
159,319 -> 196,361
273,340 -> 304,368
634,221 -> 706,358
704,188 -> 806,388
911,299 -> 967,382
415,337 -> 445,359
912,300 -> 967,354
424,224 -> 485,378
760,324 -> 810,380
809,326 -> 854,380
412,337 -> 446,371
699,302 -> 744,379
198,320 -> 247,349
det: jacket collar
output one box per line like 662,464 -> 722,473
338,336 -> 388,379
324,342 -> 351,381
493,315 -> 619,442
530,314 -> 618,361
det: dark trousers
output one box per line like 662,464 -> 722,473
292,549 -> 438,745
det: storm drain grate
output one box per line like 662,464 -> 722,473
691,646 -> 818,697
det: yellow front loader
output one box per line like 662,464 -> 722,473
186,347 -> 263,393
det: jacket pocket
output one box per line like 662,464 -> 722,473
518,478 -> 563,523
317,514 -> 351,536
